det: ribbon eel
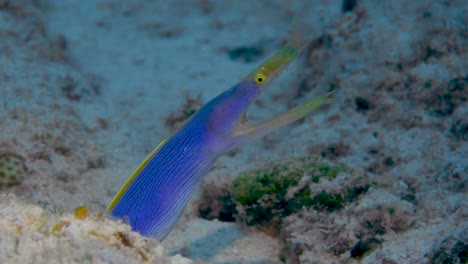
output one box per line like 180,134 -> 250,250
107,32 -> 333,241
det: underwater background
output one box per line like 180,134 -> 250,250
0,0 -> 466,263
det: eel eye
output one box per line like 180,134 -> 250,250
254,73 -> 267,85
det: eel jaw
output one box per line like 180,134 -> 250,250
230,90 -> 335,149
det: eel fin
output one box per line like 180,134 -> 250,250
107,136 -> 170,211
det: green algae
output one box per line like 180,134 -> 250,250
229,157 -> 354,228
0,153 -> 27,186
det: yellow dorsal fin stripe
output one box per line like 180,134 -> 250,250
107,137 -> 170,211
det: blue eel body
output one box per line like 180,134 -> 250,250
107,35 -> 332,241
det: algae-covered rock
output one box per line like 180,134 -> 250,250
229,157 -> 361,231
429,227 -> 468,264
198,156 -> 380,262
0,153 -> 27,186
199,157 -> 369,237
